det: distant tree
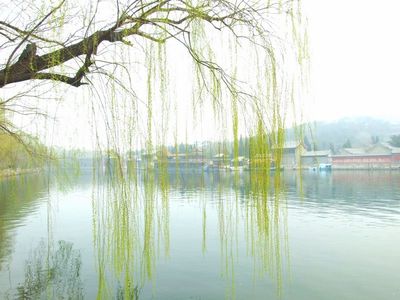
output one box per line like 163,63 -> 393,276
238,135 -> 245,157
178,143 -> 186,153
329,143 -> 335,154
343,139 -> 352,148
0,132 -> 46,169
244,137 -> 250,158
303,136 -> 311,151
389,134 -> 400,147
371,135 -> 379,144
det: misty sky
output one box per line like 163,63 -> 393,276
304,0 -> 400,122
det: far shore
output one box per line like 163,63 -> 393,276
0,168 -> 41,179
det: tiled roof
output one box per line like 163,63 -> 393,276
283,141 -> 302,149
302,150 -> 331,157
381,142 -> 400,154
342,148 -> 366,155
271,141 -> 303,149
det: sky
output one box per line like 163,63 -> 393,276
304,0 -> 400,122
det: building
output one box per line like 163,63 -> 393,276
211,153 -> 228,169
332,143 -> 400,169
155,147 -> 208,169
301,150 -> 332,168
275,141 -> 306,169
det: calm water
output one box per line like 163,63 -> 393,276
0,170 -> 399,299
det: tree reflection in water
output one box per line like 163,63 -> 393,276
15,240 -> 83,300
92,164 -> 289,299
0,175 -> 49,269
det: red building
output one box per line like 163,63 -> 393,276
332,143 -> 400,169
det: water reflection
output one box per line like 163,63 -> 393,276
0,175 -> 49,269
12,240 -> 83,299
90,167 -> 289,299
92,165 -> 173,299
0,170 -> 399,299
285,171 -> 400,224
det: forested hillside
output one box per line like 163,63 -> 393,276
290,117 -> 400,151
0,133 -> 46,171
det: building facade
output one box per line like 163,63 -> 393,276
301,150 -> 332,168
279,141 -> 306,169
332,143 -> 400,169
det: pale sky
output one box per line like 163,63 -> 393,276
304,0 -> 400,122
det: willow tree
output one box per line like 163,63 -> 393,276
1,1 -> 308,298
0,0 -> 307,154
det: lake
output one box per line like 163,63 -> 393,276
0,169 -> 399,299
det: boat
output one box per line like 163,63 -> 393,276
319,163 -> 332,170
229,156 -> 248,172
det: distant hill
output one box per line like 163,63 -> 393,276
62,117 -> 399,158
290,117 -> 400,152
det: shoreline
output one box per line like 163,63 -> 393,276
0,168 -> 41,179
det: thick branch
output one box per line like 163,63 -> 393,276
0,1 -> 170,88
0,0 -> 245,88
0,29 -> 121,87
33,73 -> 89,87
